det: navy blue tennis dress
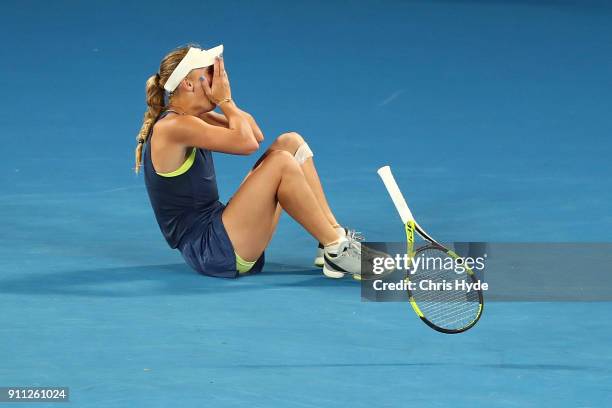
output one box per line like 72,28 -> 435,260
143,110 -> 265,278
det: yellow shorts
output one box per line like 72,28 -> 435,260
236,252 -> 256,274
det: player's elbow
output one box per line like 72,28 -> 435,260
239,128 -> 259,154
238,138 -> 259,155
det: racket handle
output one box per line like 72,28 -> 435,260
377,166 -> 414,224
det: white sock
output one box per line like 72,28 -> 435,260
324,236 -> 348,255
318,226 -> 346,247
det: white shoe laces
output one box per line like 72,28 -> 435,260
346,228 -> 364,242
346,235 -> 362,258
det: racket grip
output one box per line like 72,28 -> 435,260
377,165 -> 414,224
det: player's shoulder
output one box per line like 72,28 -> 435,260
155,113 -> 206,140
156,112 -> 201,129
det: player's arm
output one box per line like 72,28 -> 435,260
166,107 -> 259,155
200,111 -> 229,128
201,109 -> 264,143
238,109 -> 264,143
187,57 -> 260,153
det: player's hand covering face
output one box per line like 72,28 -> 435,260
200,57 -> 232,105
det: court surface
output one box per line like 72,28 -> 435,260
1,1 -> 611,407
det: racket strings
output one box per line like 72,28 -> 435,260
409,247 -> 481,330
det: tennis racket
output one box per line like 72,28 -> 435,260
377,165 -> 484,334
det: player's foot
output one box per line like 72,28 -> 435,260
323,236 -> 361,279
323,235 -> 394,280
314,226 -> 363,267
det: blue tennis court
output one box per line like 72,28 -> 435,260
1,0 -> 611,406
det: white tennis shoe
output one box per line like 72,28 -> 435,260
314,227 -> 363,267
314,243 -> 325,267
322,233 -> 394,280
323,236 -> 362,279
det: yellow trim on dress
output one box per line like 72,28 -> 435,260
236,252 -> 257,274
156,147 -> 197,177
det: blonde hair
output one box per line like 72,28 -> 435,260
134,46 -> 194,173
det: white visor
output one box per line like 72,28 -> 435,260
163,45 -> 224,93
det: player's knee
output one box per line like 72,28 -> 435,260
265,150 -> 298,171
275,132 -> 304,153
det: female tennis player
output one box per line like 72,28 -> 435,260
134,44 -> 364,279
